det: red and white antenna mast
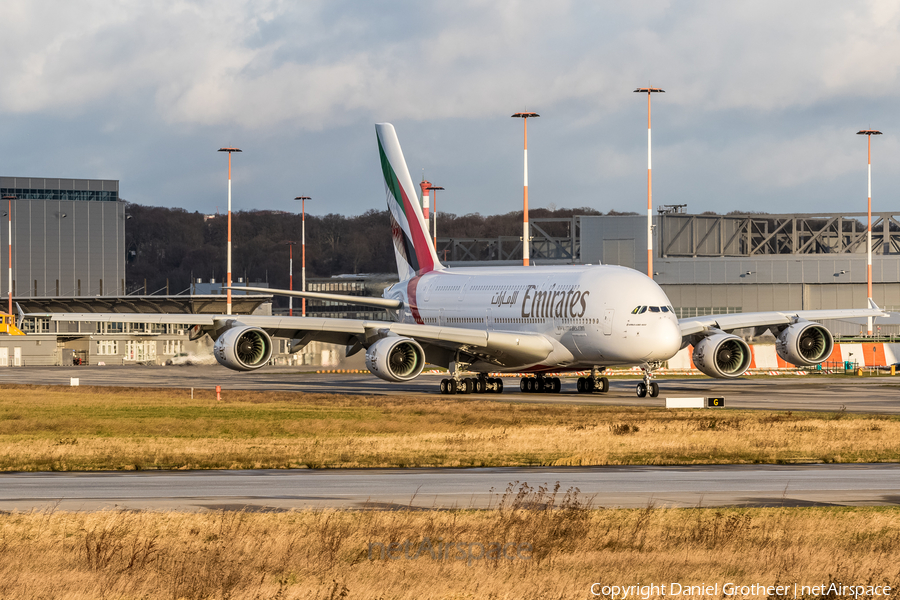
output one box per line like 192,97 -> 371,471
857,129 -> 881,335
634,87 -> 664,279
512,111 -> 539,266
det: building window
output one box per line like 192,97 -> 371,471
163,340 -> 184,355
125,340 -> 157,362
97,340 -> 119,355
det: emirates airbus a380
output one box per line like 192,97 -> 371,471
46,124 -> 885,397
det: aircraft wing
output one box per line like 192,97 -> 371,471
678,300 -> 888,337
41,313 -> 554,365
227,286 -> 403,309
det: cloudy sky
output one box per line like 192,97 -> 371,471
2,1 -> 900,219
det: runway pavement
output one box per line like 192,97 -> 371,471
1,464 -> 898,512
5,364 -> 900,414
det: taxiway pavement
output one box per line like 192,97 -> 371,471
5,365 -> 900,414
1,464 -> 898,512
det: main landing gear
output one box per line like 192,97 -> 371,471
576,367 -> 610,394
440,373 -> 503,395
635,364 -> 660,398
518,375 -> 561,394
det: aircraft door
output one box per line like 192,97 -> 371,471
457,278 -> 471,302
603,309 -> 614,336
486,308 -> 493,331
439,308 -> 445,327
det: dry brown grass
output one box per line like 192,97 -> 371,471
1,384 -> 899,470
0,498 -> 897,599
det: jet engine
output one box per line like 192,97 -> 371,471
365,337 -> 426,382
692,333 -> 752,379
214,326 -> 274,371
775,322 -> 834,366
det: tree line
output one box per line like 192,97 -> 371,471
124,203 -> 624,303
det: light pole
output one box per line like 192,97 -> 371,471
284,241 -> 297,316
1,196 -> 13,316
218,147 -> 242,315
512,112 -> 539,266
295,196 -> 311,316
425,185 -> 444,248
634,87 -> 664,279
857,129 -> 881,335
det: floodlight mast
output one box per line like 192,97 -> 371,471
295,196 -> 311,316
218,147 -> 242,315
857,129 -> 882,335
284,241 -> 297,316
634,87 -> 665,279
512,112 -> 539,266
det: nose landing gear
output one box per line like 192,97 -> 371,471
635,363 -> 661,398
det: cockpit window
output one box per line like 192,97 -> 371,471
631,306 -> 648,314
649,306 -> 660,313
660,306 -> 669,313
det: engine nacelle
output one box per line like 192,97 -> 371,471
692,333 -> 752,379
365,337 -> 426,382
214,326 -> 274,371
776,322 -> 834,366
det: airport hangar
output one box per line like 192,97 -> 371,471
436,208 -> 900,338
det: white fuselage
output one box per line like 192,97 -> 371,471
384,264 -> 683,373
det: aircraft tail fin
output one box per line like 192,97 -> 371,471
376,123 -> 443,280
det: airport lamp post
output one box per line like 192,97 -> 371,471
295,196 -> 311,316
1,196 -> 13,316
425,185 -> 444,248
285,241 -> 297,316
218,147 -> 242,315
857,129 -> 882,336
634,87 -> 664,279
512,112 -> 539,266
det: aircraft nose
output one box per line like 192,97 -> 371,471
650,318 -> 683,360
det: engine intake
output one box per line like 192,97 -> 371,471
692,333 -> 752,379
365,337 -> 426,382
776,322 -> 834,366
214,326 -> 273,371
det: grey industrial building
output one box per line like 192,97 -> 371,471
0,177 -> 125,297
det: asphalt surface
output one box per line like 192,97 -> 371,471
6,364 -> 900,414
1,464 -> 899,512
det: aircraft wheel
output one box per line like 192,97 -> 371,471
649,382 -> 660,398
636,382 -> 647,398
552,377 -> 561,393
495,378 -> 503,393
440,379 -> 448,394
449,379 -> 458,394
584,377 -> 595,393
476,378 -> 486,394
576,377 -> 585,393
520,378 -> 528,393
598,376 -> 609,393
